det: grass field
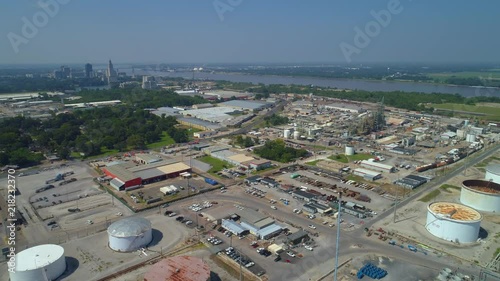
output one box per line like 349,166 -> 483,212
71,147 -> 119,159
328,154 -> 348,163
418,189 -> 441,202
198,156 -> 233,175
428,71 -> 500,80
432,103 -> 500,121
328,153 -> 372,163
440,184 -> 461,193
146,132 -> 175,149
305,160 -> 321,166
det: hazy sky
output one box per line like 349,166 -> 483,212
1,0 -> 499,64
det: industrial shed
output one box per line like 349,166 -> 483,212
395,175 -> 428,189
220,100 -> 272,111
222,219 -> 249,236
286,230 -> 310,245
353,168 -> 382,181
292,190 -> 318,202
360,160 -> 395,173
135,153 -> 163,165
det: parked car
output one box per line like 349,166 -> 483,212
304,245 -> 314,251
274,255 -> 282,262
286,251 -> 296,257
308,225 -> 316,229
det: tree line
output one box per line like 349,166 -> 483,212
254,139 -> 308,163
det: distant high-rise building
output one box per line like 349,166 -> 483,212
61,66 -> 71,78
85,63 -> 93,78
106,60 -> 118,84
54,70 -> 63,79
142,76 -> 157,89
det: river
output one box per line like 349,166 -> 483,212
121,68 -> 499,98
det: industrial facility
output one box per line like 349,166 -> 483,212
102,159 -> 191,190
107,217 -> 153,252
426,202 -> 482,243
143,256 -> 210,281
460,179 -> 500,213
9,244 -> 66,281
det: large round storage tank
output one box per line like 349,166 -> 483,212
485,164 -> 500,184
345,145 -> 355,156
293,131 -> 300,140
465,134 -> 476,143
426,202 -> 482,243
461,179 -> 500,212
108,217 -> 153,252
144,256 -> 210,281
9,244 -> 66,281
284,129 -> 291,139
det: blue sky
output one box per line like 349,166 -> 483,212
1,0 -> 499,64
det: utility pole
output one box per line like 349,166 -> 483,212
333,192 -> 342,281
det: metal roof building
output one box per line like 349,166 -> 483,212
220,100 -> 272,111
221,219 -> 248,236
395,175 -> 428,189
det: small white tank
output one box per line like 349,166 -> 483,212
466,134 -> 476,143
284,129 -> 291,139
293,131 -> 300,140
345,145 -> 355,156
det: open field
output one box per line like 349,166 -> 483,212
428,71 -> 500,80
328,153 -> 372,163
432,103 -> 500,121
146,131 -> 175,149
198,156 -> 234,175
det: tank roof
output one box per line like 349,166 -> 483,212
16,244 -> 64,271
144,256 -> 210,281
486,164 -> 500,175
428,202 -> 482,222
462,179 -> 500,195
108,217 -> 151,237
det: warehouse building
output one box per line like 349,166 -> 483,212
260,177 -> 279,188
303,203 -> 318,214
395,175 -> 428,189
292,190 -> 318,202
193,130 -> 218,138
135,153 -> 163,165
102,161 -> 191,191
222,219 -> 249,236
323,103 -> 366,113
353,168 -> 382,181
360,160 -> 395,173
219,100 -> 273,112
286,230 -> 310,245
241,159 -> 272,171
177,117 -> 222,131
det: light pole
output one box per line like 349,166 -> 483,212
333,192 -> 342,281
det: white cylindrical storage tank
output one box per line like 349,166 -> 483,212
284,129 -> 291,139
465,134 -> 476,143
108,217 -> 153,252
345,145 -> 355,156
426,202 -> 482,243
293,131 -> 300,140
461,179 -> 500,212
485,164 -> 500,184
10,244 -> 66,281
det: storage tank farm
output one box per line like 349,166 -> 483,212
461,179 -> 500,213
426,202 -> 482,243
293,130 -> 300,140
9,244 -> 66,281
107,217 -> 153,252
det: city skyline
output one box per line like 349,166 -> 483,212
1,0 -> 500,64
